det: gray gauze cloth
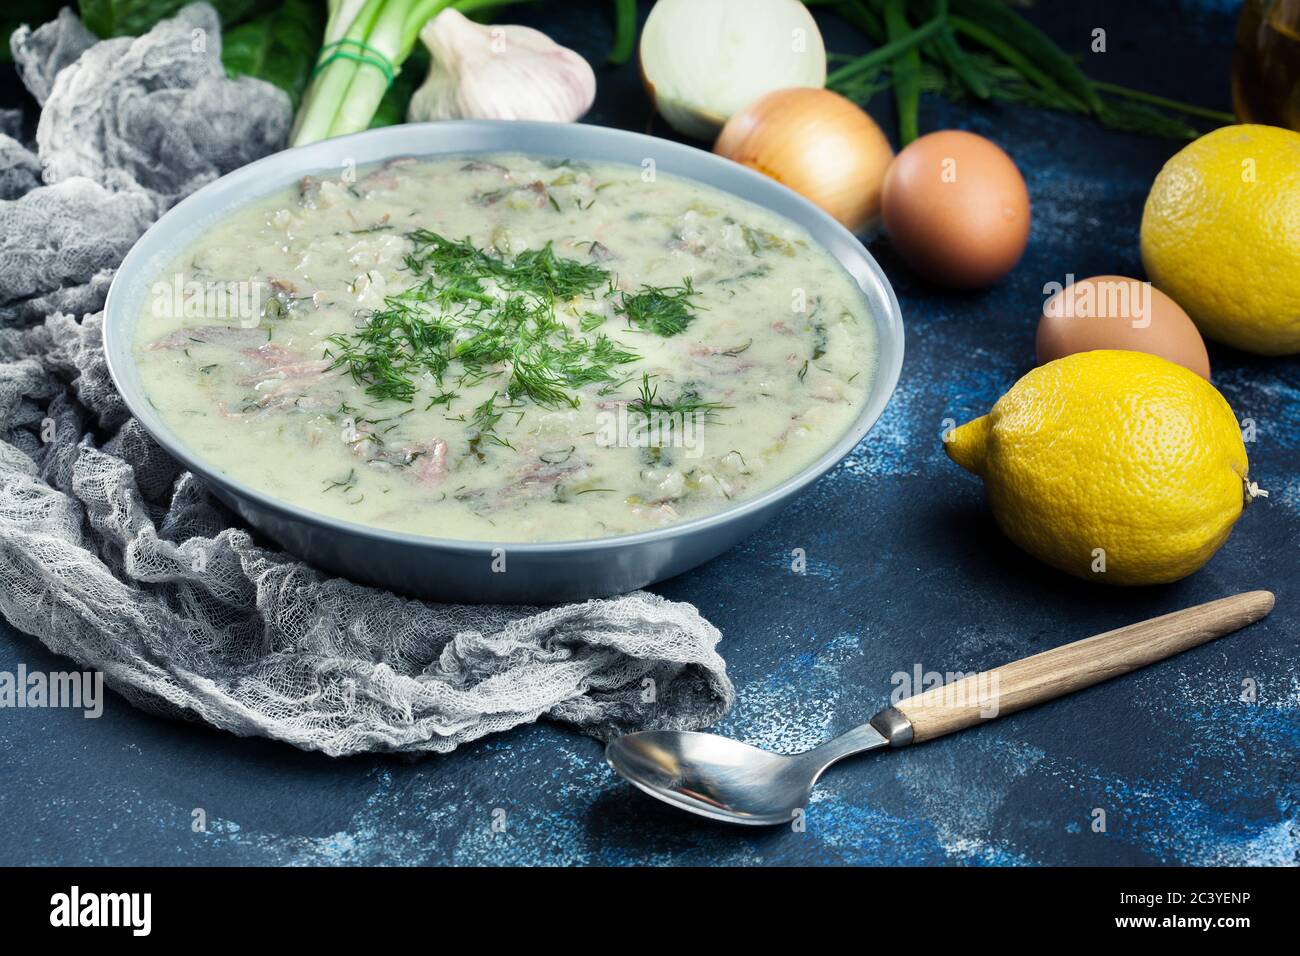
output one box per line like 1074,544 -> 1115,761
0,4 -> 733,756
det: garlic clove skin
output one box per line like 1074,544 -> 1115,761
407,9 -> 597,124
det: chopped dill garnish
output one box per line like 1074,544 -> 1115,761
540,445 -> 576,464
503,243 -> 608,299
323,230 -> 715,423
326,231 -> 627,408
405,229 -> 607,301
810,322 -> 828,361
628,372 -> 730,423
615,278 -> 700,337
322,468 -> 358,493
470,392 -> 505,434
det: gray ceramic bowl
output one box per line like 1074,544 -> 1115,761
104,121 -> 903,603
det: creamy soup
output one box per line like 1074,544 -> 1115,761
133,153 -> 875,542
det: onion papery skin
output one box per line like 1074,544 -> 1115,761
715,88 -> 894,234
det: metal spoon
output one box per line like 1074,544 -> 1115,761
606,591 -> 1274,826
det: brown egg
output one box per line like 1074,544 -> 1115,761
881,130 -> 1030,289
1037,275 -> 1211,379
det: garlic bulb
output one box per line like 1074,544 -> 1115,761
407,9 -> 596,124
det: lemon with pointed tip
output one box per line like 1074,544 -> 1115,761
946,350 -> 1256,585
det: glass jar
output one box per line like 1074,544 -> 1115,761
1232,0 -> 1300,130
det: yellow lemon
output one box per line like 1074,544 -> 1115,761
946,350 -> 1255,585
1140,123 -> 1300,355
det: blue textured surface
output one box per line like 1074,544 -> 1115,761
1,0 -> 1297,866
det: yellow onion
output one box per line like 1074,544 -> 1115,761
714,88 -> 894,234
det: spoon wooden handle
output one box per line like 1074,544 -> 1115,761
882,591 -> 1274,745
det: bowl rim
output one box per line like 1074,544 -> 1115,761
104,120 -> 904,556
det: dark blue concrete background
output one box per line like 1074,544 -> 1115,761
1,0 -> 1296,866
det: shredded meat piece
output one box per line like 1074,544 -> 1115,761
146,325 -> 264,350
355,156 -> 416,193
413,439 -> 449,484
461,160 -> 511,175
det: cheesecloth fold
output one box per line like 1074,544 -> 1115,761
0,4 -> 733,756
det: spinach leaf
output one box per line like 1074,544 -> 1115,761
79,0 -> 259,38
220,0 -> 323,107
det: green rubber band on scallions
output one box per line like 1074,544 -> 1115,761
310,38 -> 397,87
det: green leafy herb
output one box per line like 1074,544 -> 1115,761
884,0 -> 923,144
219,0 -> 324,107
616,278 -> 700,337
950,0 -> 1101,112
922,0 -> 988,99
505,242 -> 609,299
821,0 -> 1234,140
470,392 -> 504,433
628,373 -> 730,424
424,390 -> 455,410
825,8 -> 946,87
540,445 -> 576,464
322,467 -> 358,493
80,0 -> 259,38
607,0 -> 637,65
405,230 -> 609,301
326,230 -> 640,410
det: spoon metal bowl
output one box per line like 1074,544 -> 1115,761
606,591 -> 1274,826
606,723 -> 892,825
